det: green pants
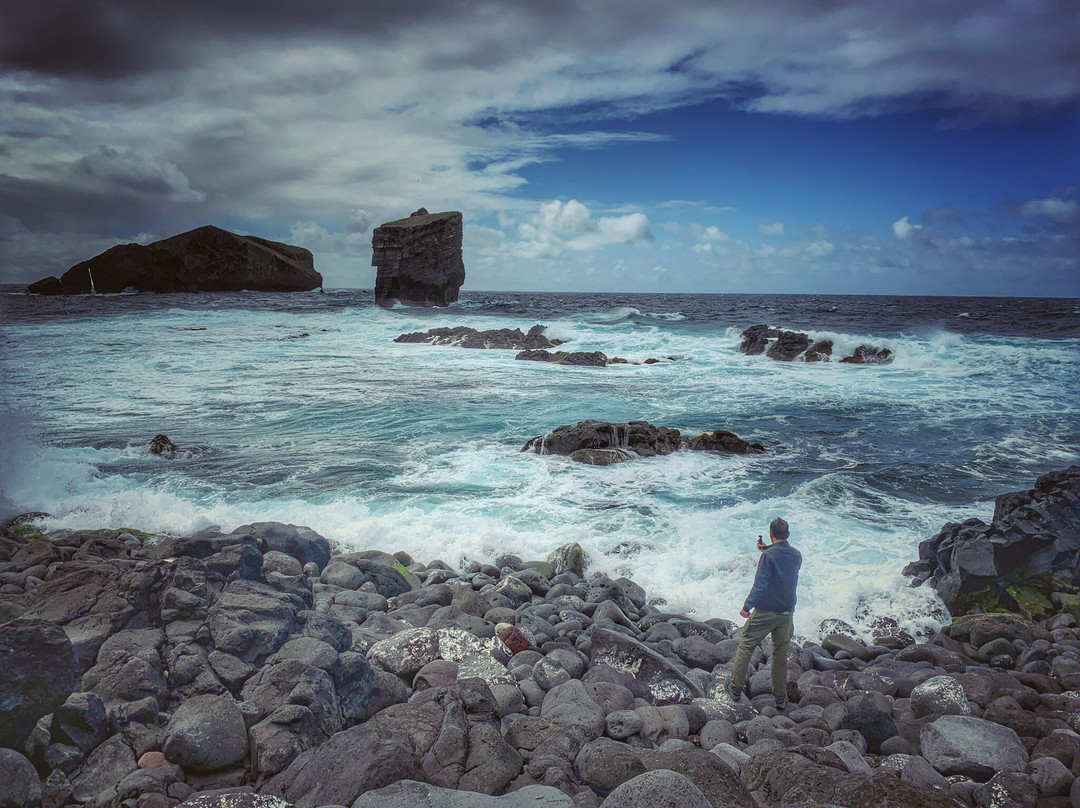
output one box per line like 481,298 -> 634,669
730,609 -> 794,698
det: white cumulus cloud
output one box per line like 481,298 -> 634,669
1019,197 -> 1080,224
758,222 -> 784,236
892,216 -> 922,239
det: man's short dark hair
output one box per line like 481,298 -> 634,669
770,518 -> 790,540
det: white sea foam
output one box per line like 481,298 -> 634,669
2,298 -> 1077,640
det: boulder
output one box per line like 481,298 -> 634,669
920,715 -> 1028,779
372,208 -> 465,307
269,680 -> 520,807
906,466 -> 1080,615
163,695 -> 249,773
638,747 -> 757,808
602,770 -> 713,808
588,627 -> 704,705
840,345 -> 894,364
26,225 -> 321,294
178,795 -> 293,808
515,349 -> 608,367
909,675 -> 971,719
350,780 -> 574,807
573,737 -> 647,795
0,748 -> 42,808
232,523 -> 331,572
208,579 -> 300,663
0,617 -> 78,750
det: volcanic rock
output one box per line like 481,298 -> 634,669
905,466 -> 1080,614
27,225 -> 322,294
515,349 -> 608,366
372,208 -> 465,307
0,617 -> 79,750
395,325 -> 559,350
522,420 -> 763,461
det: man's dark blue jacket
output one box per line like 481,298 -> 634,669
743,540 -> 802,614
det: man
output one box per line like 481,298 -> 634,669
726,517 -> 802,710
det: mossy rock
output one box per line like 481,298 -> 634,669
10,525 -> 48,542
948,612 -> 1038,647
1005,584 -> 1054,620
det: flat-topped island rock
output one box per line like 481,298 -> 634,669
372,208 -> 465,307
26,225 -> 322,294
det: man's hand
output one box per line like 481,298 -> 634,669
740,608 -> 751,619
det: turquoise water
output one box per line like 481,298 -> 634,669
2,290 -> 1078,638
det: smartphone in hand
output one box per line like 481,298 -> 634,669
756,535 -> 766,551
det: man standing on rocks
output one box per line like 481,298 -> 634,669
727,517 -> 802,710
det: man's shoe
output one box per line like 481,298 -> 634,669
725,681 -> 743,701
775,695 -> 788,710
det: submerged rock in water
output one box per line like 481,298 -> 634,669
149,434 -> 178,458
26,226 -> 322,294
515,349 -> 608,366
371,208 -> 465,307
395,325 -> 560,350
738,324 -> 893,365
522,420 -> 762,461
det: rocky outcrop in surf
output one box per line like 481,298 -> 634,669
7,479 -> 1080,808
522,420 -> 765,464
739,325 -> 893,365
904,466 -> 1080,616
372,208 -> 465,308
395,325 -> 562,350
26,226 -> 322,295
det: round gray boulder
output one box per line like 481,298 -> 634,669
910,675 -> 972,719
0,748 -> 42,808
163,695 -> 248,773
920,715 -> 1027,779
602,770 -> 713,808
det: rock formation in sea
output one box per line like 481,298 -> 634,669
739,325 -> 893,365
521,420 -> 765,464
371,208 -> 465,308
25,226 -> 323,295
395,325 -> 561,350
3,466 -> 1080,807
904,465 -> 1080,615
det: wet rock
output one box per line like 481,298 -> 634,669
684,430 -> 765,454
372,208 -> 465,307
515,349 -> 608,367
149,434 -> 178,457
840,345 -> 894,364
395,325 -> 557,350
767,330 -> 811,361
523,421 -> 682,458
570,448 -> 635,465
0,617 -> 78,749
920,714 -> 1028,779
163,695 -> 249,773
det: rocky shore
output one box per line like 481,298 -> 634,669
1,467 -> 1079,808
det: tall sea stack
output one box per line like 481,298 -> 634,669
371,208 -> 465,307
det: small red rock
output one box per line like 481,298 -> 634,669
497,623 -> 532,655
138,751 -> 166,769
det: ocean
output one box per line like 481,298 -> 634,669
2,289 -> 1078,639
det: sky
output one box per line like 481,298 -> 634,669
1,0 -> 1078,296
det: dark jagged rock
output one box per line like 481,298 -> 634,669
149,434 -> 178,458
0,618 -> 79,750
739,325 -> 893,365
515,349 -> 608,367
372,208 -> 465,307
395,325 -> 561,350
26,225 -> 322,294
685,430 -> 765,454
522,420 -> 762,462
840,345 -> 894,365
904,466 -> 1080,615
